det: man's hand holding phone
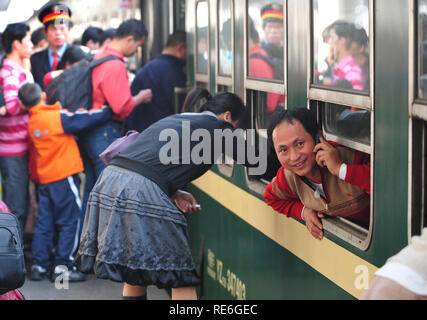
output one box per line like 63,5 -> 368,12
313,137 -> 342,177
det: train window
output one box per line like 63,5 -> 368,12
418,1 -> 427,100
216,84 -> 235,177
196,1 -> 209,75
245,89 -> 283,194
247,0 -> 285,83
410,120 -> 427,236
323,103 -> 371,147
312,0 -> 370,94
218,0 -> 233,77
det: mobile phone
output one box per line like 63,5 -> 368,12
315,133 -> 326,166
315,133 -> 325,145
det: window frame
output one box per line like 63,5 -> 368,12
308,0 -> 374,108
308,0 -> 374,153
243,0 -> 288,193
214,0 -> 236,177
244,0 -> 287,95
307,0 -> 375,251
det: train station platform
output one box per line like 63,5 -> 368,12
20,276 -> 170,300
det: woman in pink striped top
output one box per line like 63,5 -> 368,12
0,22 -> 34,231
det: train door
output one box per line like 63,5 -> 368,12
409,0 -> 427,238
308,0 -> 373,250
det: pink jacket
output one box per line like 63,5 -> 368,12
0,58 -> 34,156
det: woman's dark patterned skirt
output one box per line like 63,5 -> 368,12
74,165 -> 200,288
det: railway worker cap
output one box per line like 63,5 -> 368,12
261,2 -> 284,26
38,3 -> 72,27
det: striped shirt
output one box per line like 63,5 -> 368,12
0,58 -> 34,156
333,55 -> 363,91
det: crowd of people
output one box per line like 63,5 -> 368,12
0,2 -> 186,291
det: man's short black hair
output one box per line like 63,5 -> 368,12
19,83 -> 42,108
31,27 -> 46,47
1,23 -> 30,54
99,28 -> 116,46
81,26 -> 103,46
267,107 -> 318,148
165,30 -> 186,48
115,19 -> 148,41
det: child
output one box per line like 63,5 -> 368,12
18,82 -> 112,282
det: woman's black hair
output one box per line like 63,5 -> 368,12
181,87 -> 249,128
1,23 -> 30,54
267,107 -> 318,148
56,45 -> 89,70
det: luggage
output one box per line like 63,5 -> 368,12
45,55 -> 120,112
0,211 -> 26,295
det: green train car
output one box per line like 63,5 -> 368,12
67,0 -> 426,300
175,0 -> 427,300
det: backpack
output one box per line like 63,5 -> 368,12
249,52 -> 284,81
45,55 -> 120,112
0,212 -> 26,295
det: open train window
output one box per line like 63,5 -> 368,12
409,0 -> 427,237
244,89 -> 284,194
308,0 -> 373,250
195,0 -> 210,87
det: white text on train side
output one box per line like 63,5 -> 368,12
207,248 -> 247,300
159,121 -> 267,175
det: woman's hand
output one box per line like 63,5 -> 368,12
303,208 -> 324,240
313,138 -> 342,177
171,190 -> 202,214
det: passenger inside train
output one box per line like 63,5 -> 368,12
263,108 -> 371,240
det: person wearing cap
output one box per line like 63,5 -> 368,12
30,3 -> 72,90
260,2 -> 284,81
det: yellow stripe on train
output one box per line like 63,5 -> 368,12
192,170 -> 378,299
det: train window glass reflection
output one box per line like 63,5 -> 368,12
323,103 -> 370,145
196,1 -> 209,74
247,0 -> 285,82
218,0 -> 233,77
313,0 -> 370,93
418,1 -> 427,99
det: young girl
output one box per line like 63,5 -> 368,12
74,88 -> 250,300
